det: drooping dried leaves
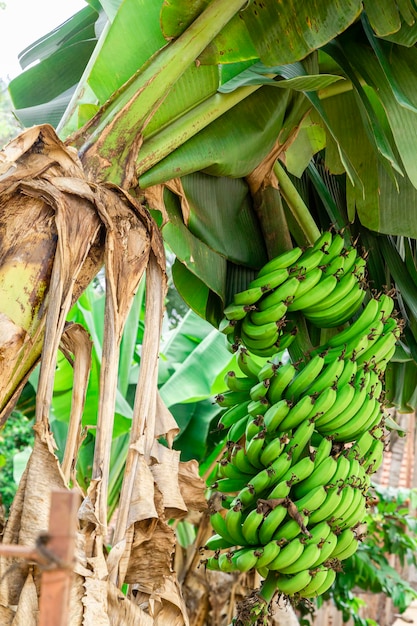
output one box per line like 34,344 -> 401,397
0,125 -> 205,624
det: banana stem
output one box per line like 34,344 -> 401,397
274,161 -> 320,246
259,570 -> 280,604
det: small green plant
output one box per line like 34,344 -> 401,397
304,484 -> 417,626
0,408 -> 34,513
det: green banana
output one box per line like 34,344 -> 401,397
315,382 -> 363,432
298,566 -> 330,598
311,531 -> 338,567
363,437 -> 385,474
277,395 -> 315,432
309,386 -> 338,421
204,554 -> 221,571
227,414 -> 250,444
241,317 -> 280,342
224,370 -> 256,393
218,551 -> 236,572
333,397 -> 381,443
290,266 -> 323,299
356,316 -> 399,367
258,503 -> 289,544
321,252 -> 345,278
283,419 -> 315,463
347,429 -> 375,461
237,348 -> 263,378
288,274 -> 338,313
281,455 -> 315,487
234,285 -> 267,306
336,357 -> 358,388
294,455 -> 338,499
327,486 -> 355,529
326,298 -> 380,348
272,513 -> 310,542
293,484 -> 328,515
279,542 -> 322,575
284,353 -> 326,402
303,270 -> 359,315
257,357 -> 280,382
215,390 -> 251,408
219,317 -> 238,335
257,276 -> 301,311
275,570 -> 313,596
308,486 -> 344,524
268,537 -> 305,571
246,431 -> 267,469
255,540 -> 281,569
217,459 -> 250,481
264,453 -> 294,492
212,476 -> 248,494
305,284 -> 366,328
318,386 -> 371,436
247,397 -> 270,417
265,478 -> 292,500
257,247 -> 303,278
210,511 -> 236,544
230,445 -> 259,474
217,400 -> 251,431
310,567 -> 336,596
331,527 -> 357,558
336,487 -> 366,530
305,357 -> 345,396
225,502 -> 248,546
328,454 -> 351,488
241,329 -> 280,353
291,246 -> 326,275
232,546 -> 260,572
223,302 -> 256,321
378,292 -> 395,321
241,507 -> 264,545
275,328 -> 298,352
323,231 -> 346,262
311,435 -> 333,467
249,379 -> 271,402
263,399 -> 292,434
335,534 -> 360,561
304,520 -> 332,546
341,245 -> 358,273
250,300 -> 288,326
311,230 -> 334,253
260,434 -> 288,467
249,266 -> 290,291
245,414 -> 265,442
248,466 -> 275,495
204,532 -> 235,551
268,361 -> 297,404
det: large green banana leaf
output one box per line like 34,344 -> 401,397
8,0 -> 417,371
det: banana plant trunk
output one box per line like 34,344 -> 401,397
0,125 -> 208,625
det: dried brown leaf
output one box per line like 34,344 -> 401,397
10,572 -> 38,626
154,393 -> 180,445
143,185 -> 168,226
149,445 -> 187,519
178,461 -> 208,513
59,323 -> 93,482
0,604 -> 14,625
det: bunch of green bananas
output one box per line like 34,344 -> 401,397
220,231 -> 367,356
204,231 -> 401,601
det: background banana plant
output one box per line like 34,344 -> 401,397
3,0 -> 417,624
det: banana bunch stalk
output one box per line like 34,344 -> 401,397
205,229 -> 401,611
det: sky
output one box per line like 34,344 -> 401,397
0,0 -> 86,81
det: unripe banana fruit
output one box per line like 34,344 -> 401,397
207,230 -> 399,606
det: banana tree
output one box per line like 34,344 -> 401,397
3,0 -> 417,623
